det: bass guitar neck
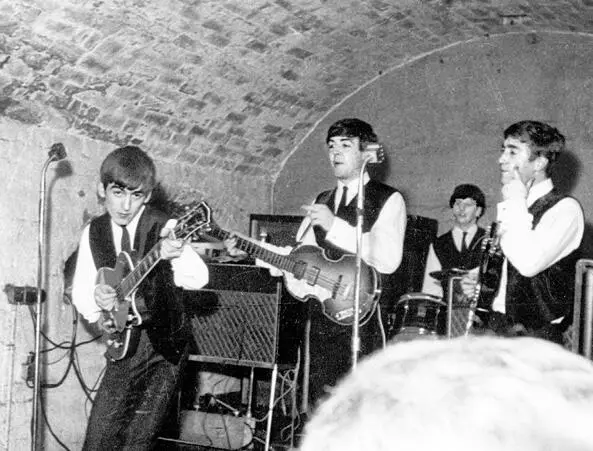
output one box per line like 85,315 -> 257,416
202,224 -> 381,326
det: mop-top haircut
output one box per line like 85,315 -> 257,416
100,145 -> 157,193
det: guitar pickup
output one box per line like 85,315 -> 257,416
306,266 -> 320,286
293,260 -> 308,280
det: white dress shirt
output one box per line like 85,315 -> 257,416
72,206 -> 209,323
296,173 -> 407,275
491,178 -> 584,314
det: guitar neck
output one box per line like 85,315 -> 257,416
207,225 -> 297,274
119,243 -> 162,298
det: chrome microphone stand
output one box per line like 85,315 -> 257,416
32,143 -> 66,451
351,145 -> 382,369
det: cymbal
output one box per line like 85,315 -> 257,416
429,268 -> 468,280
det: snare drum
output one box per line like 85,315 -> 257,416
390,293 -> 446,342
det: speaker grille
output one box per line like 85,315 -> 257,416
191,290 -> 280,367
185,264 -> 306,369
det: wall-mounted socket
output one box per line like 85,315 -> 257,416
4,285 -> 46,305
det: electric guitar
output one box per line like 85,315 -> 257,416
199,205 -> 381,326
97,202 -> 211,361
466,221 -> 504,333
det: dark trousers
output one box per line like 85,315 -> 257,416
83,330 -> 188,451
307,301 -> 381,410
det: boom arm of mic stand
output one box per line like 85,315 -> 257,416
351,162 -> 370,370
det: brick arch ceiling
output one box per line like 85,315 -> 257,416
1,0 -> 591,178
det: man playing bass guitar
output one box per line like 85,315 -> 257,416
462,120 -> 584,345
226,118 -> 406,409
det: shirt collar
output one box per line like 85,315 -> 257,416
527,178 -> 553,207
452,224 -> 478,239
111,205 -> 145,249
337,173 -> 370,199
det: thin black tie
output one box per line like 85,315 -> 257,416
461,231 -> 468,254
336,186 -> 348,216
121,226 -> 132,254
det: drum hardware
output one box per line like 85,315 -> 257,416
429,268 -> 468,282
446,275 -> 473,338
390,293 -> 447,342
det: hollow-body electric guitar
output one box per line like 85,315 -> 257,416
200,206 -> 381,325
466,221 -> 504,333
97,202 -> 210,361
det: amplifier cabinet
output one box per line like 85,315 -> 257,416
184,263 -> 306,369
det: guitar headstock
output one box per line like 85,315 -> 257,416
174,201 -> 212,241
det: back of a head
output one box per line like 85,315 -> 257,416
300,337 -> 593,451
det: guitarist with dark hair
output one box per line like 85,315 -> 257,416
462,121 -> 584,345
225,118 -> 407,409
72,146 -> 209,450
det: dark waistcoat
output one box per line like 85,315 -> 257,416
433,227 -> 486,271
313,179 -> 397,265
506,191 -> 581,331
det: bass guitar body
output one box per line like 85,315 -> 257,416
280,245 -> 381,325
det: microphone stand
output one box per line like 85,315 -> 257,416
351,158 -> 372,370
32,144 -> 66,450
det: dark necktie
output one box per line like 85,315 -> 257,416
121,226 -> 132,254
460,231 -> 468,254
337,186 -> 348,215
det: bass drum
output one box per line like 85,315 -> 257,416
390,293 -> 446,343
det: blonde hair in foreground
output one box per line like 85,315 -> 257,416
300,336 -> 593,451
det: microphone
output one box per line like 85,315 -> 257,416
48,143 -> 67,161
363,143 -> 384,164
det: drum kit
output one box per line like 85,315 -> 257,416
389,268 -> 473,343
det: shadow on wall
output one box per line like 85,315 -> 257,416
553,149 -> 593,259
554,149 -> 581,195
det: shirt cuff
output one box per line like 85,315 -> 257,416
325,217 -> 354,251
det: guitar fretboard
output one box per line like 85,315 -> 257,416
207,225 -> 299,273
116,245 -> 162,299
113,204 -> 205,299
205,224 -> 356,299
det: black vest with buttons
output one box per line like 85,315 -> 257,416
433,228 -> 486,271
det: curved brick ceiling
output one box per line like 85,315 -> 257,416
0,0 -> 591,178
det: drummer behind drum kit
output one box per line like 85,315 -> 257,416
389,223 -> 503,343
